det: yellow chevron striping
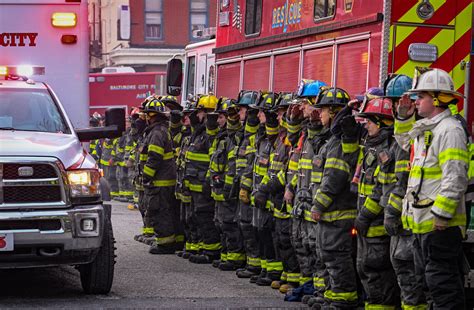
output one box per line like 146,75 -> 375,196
395,27 -> 454,75
454,3 -> 472,41
451,54 -> 470,91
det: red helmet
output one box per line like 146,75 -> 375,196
358,97 -> 393,120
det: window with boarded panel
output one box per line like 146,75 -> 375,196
336,40 -> 369,97
216,62 -> 241,99
243,57 -> 270,91
302,47 -> 333,85
273,52 -> 300,92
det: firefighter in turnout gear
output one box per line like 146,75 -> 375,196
395,68 -> 468,309
142,98 -> 180,255
125,107 -> 143,209
175,101 -> 197,258
186,94 -> 223,264
89,113 -> 101,161
310,87 -> 360,308
234,91 -> 263,278
209,98 -> 246,271
351,96 -> 400,308
101,137 -> 119,199
247,92 -> 282,286
382,74 -> 427,309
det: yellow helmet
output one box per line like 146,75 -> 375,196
196,94 -> 218,111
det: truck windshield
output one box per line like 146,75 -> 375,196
0,88 -> 69,133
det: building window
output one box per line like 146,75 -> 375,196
190,0 -> 208,39
314,0 -> 336,21
245,0 -> 262,36
186,56 -> 196,97
145,0 -> 163,40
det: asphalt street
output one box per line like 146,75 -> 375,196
0,201 -> 303,309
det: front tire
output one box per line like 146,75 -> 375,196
79,217 -> 115,294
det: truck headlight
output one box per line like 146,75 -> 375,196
67,169 -> 101,202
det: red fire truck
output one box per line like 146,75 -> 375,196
213,0 -> 473,127
89,71 -> 166,116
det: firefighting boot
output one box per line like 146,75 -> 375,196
307,295 -> 326,308
279,283 -> 297,294
256,271 -> 273,286
143,235 -> 156,245
250,269 -> 266,284
219,260 -> 246,271
133,234 -> 143,242
182,250 -> 197,259
189,254 -> 215,264
149,243 -> 176,255
236,267 -> 261,279
212,259 -> 221,268
175,250 -> 184,257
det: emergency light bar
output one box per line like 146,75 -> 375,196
0,65 -> 45,77
52,12 -> 77,27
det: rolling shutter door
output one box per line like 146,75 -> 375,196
273,52 -> 300,92
216,62 -> 240,99
243,57 -> 270,91
336,40 -> 369,97
303,47 -> 333,85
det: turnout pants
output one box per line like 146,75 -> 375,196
144,186 -> 177,245
104,165 -> 119,197
390,233 -> 427,308
181,201 -> 200,252
274,217 -> 300,284
292,217 -> 313,284
216,199 -> 245,265
317,220 -> 358,308
413,227 -> 465,310
308,222 -> 328,296
257,208 -> 281,279
191,191 -> 221,256
239,201 -> 260,271
356,235 -> 399,307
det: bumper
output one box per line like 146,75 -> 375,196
0,204 -> 104,268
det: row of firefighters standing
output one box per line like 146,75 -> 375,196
91,67 -> 472,310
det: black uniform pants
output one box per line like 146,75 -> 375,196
356,235 -> 399,307
144,186 -> 177,245
137,190 -> 146,226
216,200 -> 245,264
239,201 -> 260,270
390,233 -> 427,308
413,227 -> 465,310
274,218 -> 300,284
317,220 -> 358,307
191,191 -> 221,256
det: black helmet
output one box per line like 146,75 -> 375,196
161,95 -> 182,111
144,98 -> 167,114
275,92 -> 294,110
236,90 -> 259,107
215,97 -> 236,114
315,87 -> 350,107
250,91 -> 279,110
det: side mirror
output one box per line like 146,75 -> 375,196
76,107 -> 126,142
166,58 -> 183,96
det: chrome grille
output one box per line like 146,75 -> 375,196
0,158 -> 67,209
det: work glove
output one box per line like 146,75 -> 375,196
341,115 -> 358,139
170,110 -> 183,125
189,110 -> 201,127
354,215 -> 371,237
246,108 -> 259,126
265,111 -> 279,128
254,190 -> 268,209
239,188 -> 250,204
384,212 -> 402,236
397,94 -> 415,119
206,112 -> 219,129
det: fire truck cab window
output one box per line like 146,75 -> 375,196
186,56 -> 196,98
314,0 -> 336,21
245,0 -> 262,36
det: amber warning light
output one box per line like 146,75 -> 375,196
52,12 -> 77,27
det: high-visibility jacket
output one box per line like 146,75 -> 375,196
394,109 -> 468,234
141,120 -> 177,188
311,133 -> 359,222
184,122 -> 218,193
100,138 -> 115,167
239,123 -> 264,193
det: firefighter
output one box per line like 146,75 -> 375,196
175,101 -> 198,258
101,137 -> 119,199
351,96 -> 400,308
89,113 -> 101,161
310,87 -> 359,309
116,118 -> 131,202
141,98 -> 179,254
134,97 -> 156,244
395,68 -> 468,309
186,94 -> 223,264
254,93 -> 301,292
377,74 -> 428,309
126,107 -> 145,210
209,98 -> 247,271
245,92 -> 282,286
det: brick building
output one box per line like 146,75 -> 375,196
90,0 -> 217,72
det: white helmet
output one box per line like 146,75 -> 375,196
409,67 -> 462,97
